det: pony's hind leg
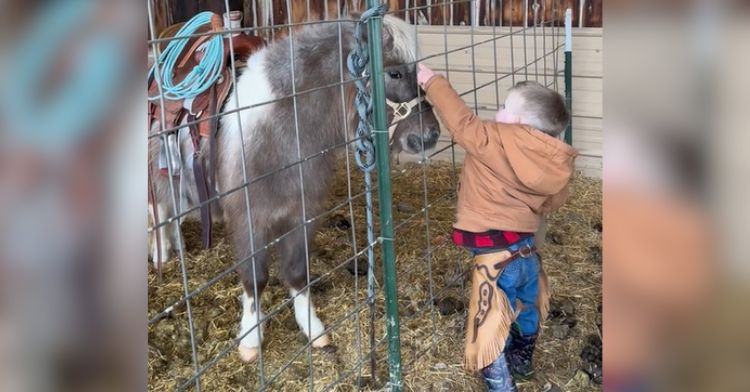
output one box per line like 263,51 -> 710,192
233,228 -> 270,363
279,226 -> 330,348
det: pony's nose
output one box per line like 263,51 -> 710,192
426,126 -> 440,141
407,134 -> 422,151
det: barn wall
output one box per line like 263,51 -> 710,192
151,0 -> 603,37
149,1 -> 603,177
415,25 -> 603,178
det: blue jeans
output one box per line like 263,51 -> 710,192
468,237 -> 540,336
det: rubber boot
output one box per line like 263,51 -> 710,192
507,328 -> 538,379
481,352 -> 518,392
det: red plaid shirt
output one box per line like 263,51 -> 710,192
452,228 -> 532,249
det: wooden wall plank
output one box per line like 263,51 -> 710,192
157,0 -> 603,36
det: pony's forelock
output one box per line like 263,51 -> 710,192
383,15 -> 418,63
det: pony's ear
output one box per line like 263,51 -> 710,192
354,23 -> 395,54
349,4 -> 393,45
382,25 -> 395,53
348,12 -> 367,43
379,9 -> 397,52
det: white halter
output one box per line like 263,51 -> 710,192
361,69 -> 426,144
386,95 -> 425,141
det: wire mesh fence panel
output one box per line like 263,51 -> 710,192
147,0 -> 581,391
386,1 -> 573,390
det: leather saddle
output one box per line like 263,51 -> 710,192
148,13 -> 265,249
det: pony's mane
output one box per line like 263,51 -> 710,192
382,15 -> 418,63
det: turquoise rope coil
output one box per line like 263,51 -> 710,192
149,11 -> 225,101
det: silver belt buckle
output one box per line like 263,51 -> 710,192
518,244 -> 533,258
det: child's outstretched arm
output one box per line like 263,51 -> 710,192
417,64 -> 493,155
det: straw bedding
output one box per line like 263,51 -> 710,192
148,160 -> 602,391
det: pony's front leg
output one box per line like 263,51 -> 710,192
222,195 -> 271,362
238,291 -> 264,362
291,289 -> 329,348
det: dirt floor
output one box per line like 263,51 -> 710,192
148,160 -> 602,391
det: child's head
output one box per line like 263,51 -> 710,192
495,81 -> 570,137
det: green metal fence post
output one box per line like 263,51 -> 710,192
564,8 -> 573,145
365,2 -> 403,391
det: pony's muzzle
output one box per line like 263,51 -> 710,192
418,126 -> 440,151
407,125 -> 439,152
406,135 -> 437,152
426,126 -> 440,142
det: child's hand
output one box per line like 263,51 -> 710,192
417,63 -> 436,88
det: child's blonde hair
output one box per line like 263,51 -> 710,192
509,81 -> 570,137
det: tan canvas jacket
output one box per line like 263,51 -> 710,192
423,75 -> 578,233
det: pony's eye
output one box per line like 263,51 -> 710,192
388,71 -> 402,79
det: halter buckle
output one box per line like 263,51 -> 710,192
393,102 -> 411,119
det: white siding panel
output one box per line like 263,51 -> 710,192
415,26 -> 602,177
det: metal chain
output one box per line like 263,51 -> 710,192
347,4 -> 387,172
346,3 -> 387,383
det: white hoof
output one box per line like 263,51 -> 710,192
238,345 -> 259,363
150,247 -> 169,270
239,294 -> 263,362
291,289 -> 328,349
311,333 -> 331,348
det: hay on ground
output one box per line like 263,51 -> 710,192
148,160 -> 602,391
